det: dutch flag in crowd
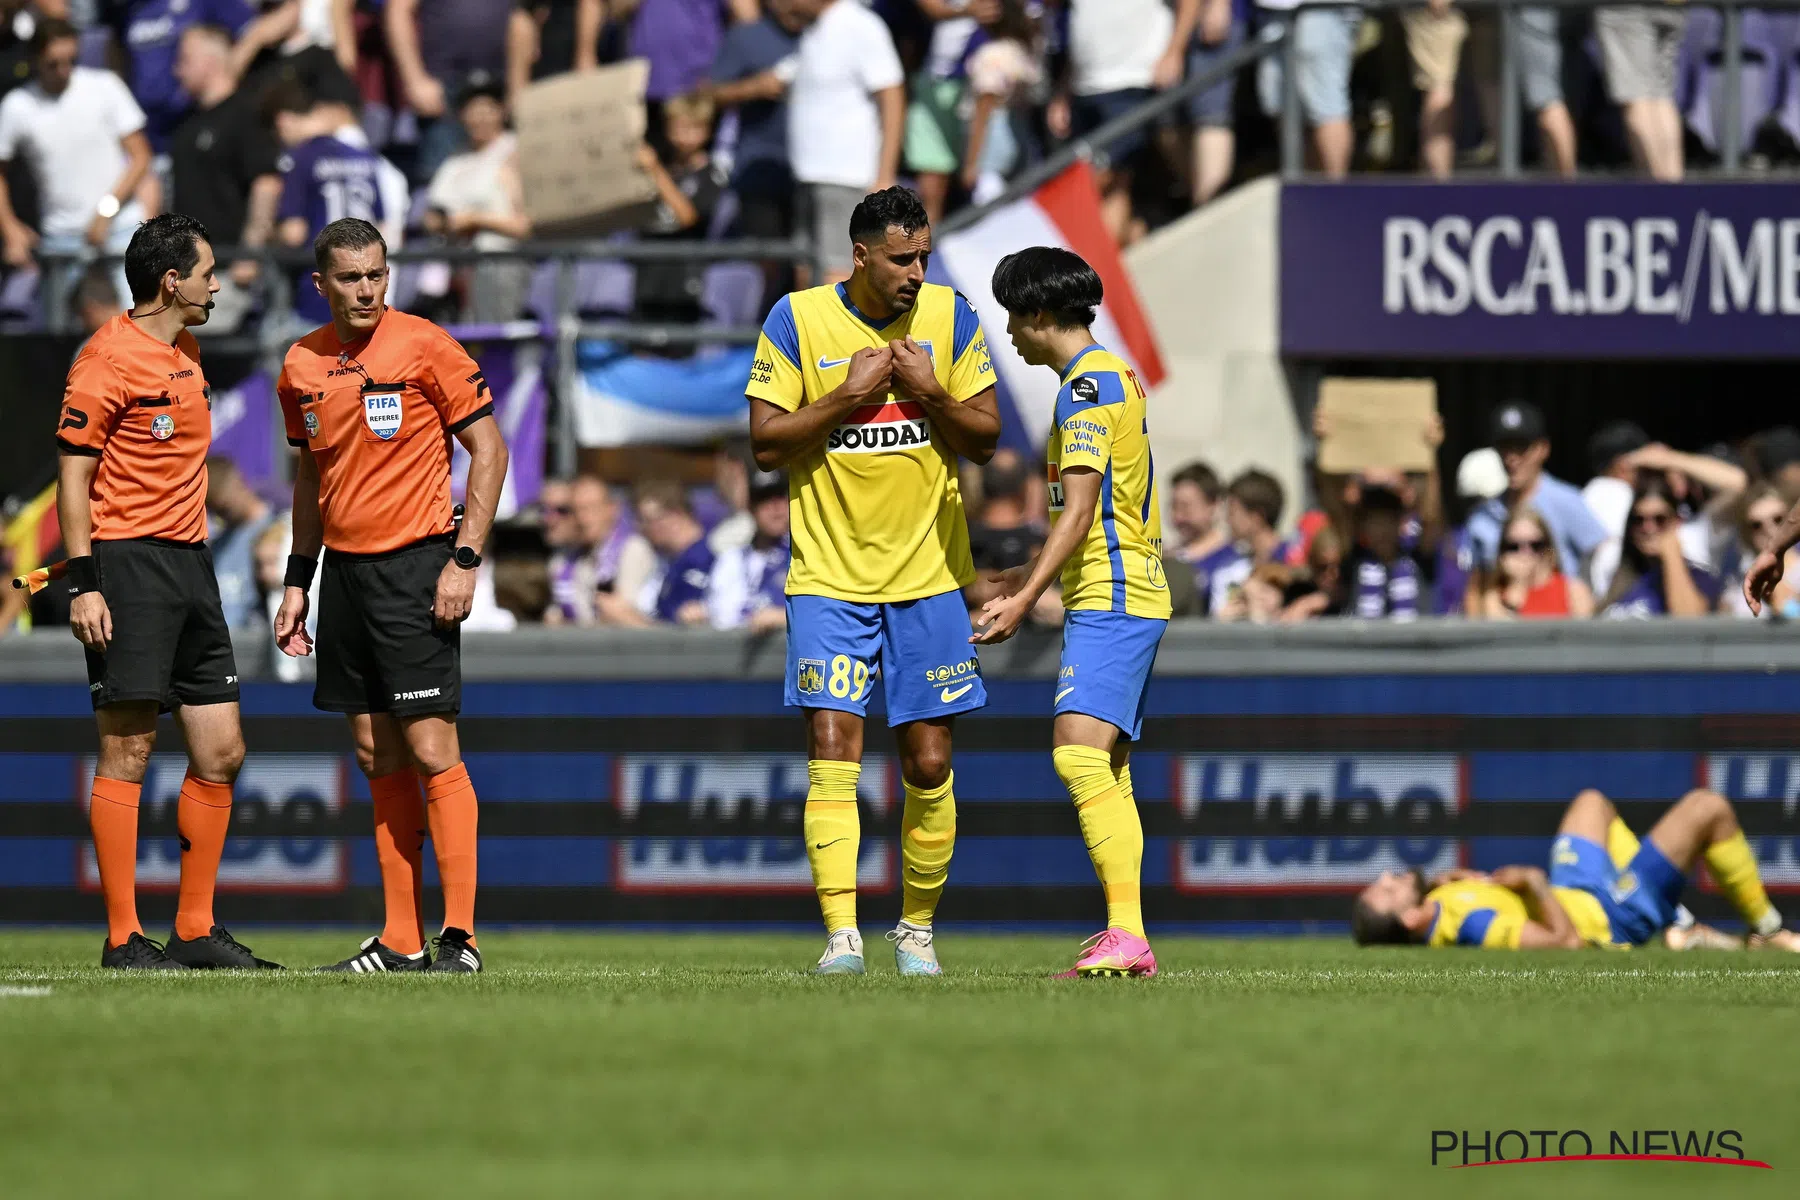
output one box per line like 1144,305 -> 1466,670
929,159 -> 1166,450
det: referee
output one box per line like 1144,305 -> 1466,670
274,218 -> 508,974
56,213 -> 277,970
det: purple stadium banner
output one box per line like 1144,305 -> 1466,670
1281,181 -> 1800,359
450,337 -> 547,519
209,369 -> 276,490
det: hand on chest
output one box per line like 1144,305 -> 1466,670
815,331 -> 944,411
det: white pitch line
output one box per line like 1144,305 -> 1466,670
0,985 -> 52,997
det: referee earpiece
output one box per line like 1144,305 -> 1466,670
172,283 -> 215,313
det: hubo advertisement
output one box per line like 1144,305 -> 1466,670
1172,754 -> 1465,891
77,755 -> 347,893
613,754 -> 897,893
1705,754 -> 1800,890
1281,182 -> 1800,359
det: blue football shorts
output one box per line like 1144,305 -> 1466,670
1550,832 -> 1686,945
1053,609 -> 1167,742
785,590 -> 986,726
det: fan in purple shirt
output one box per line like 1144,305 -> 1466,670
633,480 -> 716,625
1599,477 -> 1721,618
1167,461 -> 1248,616
106,0 -> 257,150
271,83 -> 387,324
708,471 -> 791,632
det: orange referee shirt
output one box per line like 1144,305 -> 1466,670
278,308 -> 494,555
55,314 -> 212,544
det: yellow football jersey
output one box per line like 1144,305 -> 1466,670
745,282 -> 994,603
1046,345 -> 1171,619
1425,879 -> 1615,948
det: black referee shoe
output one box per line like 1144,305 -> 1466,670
427,928 -> 482,973
100,933 -> 187,970
165,925 -> 284,970
318,936 -> 432,974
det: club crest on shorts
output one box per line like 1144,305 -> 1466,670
363,391 -> 403,440
304,410 -> 320,439
150,413 -> 174,440
796,658 -> 826,696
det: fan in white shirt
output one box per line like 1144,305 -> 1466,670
0,21 -> 151,325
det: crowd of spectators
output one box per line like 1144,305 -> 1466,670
1166,400 -> 1800,625
10,397 -> 1800,636
0,0 -> 1776,338
3,1 -> 1797,641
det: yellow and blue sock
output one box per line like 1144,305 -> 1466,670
804,760 -> 862,934
1053,745 -> 1145,938
900,773 -> 956,927
1706,831 -> 1782,936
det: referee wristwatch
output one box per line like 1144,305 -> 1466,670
453,545 -> 482,570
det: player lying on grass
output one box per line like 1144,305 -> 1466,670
1352,787 -> 1800,950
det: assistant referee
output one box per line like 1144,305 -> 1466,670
274,218 -> 509,974
56,213 -> 277,970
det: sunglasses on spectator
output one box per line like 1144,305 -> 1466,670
1501,538 -> 1547,553
1630,511 -> 1672,529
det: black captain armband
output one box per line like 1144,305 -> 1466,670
284,554 -> 319,591
65,556 -> 100,596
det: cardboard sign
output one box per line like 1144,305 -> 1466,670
516,59 -> 658,236
1316,377 -> 1437,474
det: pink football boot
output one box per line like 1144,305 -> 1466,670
1054,928 -> 1158,978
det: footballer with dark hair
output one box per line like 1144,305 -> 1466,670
977,245 -> 1171,978
1352,787 -> 1800,952
746,185 -> 1001,976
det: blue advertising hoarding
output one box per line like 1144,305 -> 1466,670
5,672 -> 1800,929
1281,180 -> 1800,359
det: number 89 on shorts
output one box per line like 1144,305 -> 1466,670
797,654 -> 871,701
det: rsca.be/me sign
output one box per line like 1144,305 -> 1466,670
1281,182 -> 1800,359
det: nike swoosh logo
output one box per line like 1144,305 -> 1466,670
817,355 -> 853,370
940,683 -> 974,703
1085,837 -> 1111,851
813,839 -> 849,850
1055,687 -> 1075,702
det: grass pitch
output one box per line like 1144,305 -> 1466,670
1,931 -> 1795,1199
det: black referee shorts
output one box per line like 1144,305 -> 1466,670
315,535 -> 461,718
85,538 -> 240,712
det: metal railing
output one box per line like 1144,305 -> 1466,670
28,236 -> 811,476
1315,0 -> 1800,176
15,6 -> 1794,474
945,0 -> 1800,238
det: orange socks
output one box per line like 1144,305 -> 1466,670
370,769 -> 427,956
90,776 -> 143,949
173,775 -> 233,940
423,763 -> 479,937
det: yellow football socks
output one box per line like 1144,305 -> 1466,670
1114,756 -> 1136,808
1605,817 -> 1641,871
900,773 -> 956,927
804,760 -> 862,934
1054,744 -> 1145,938
1705,831 -> 1781,936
